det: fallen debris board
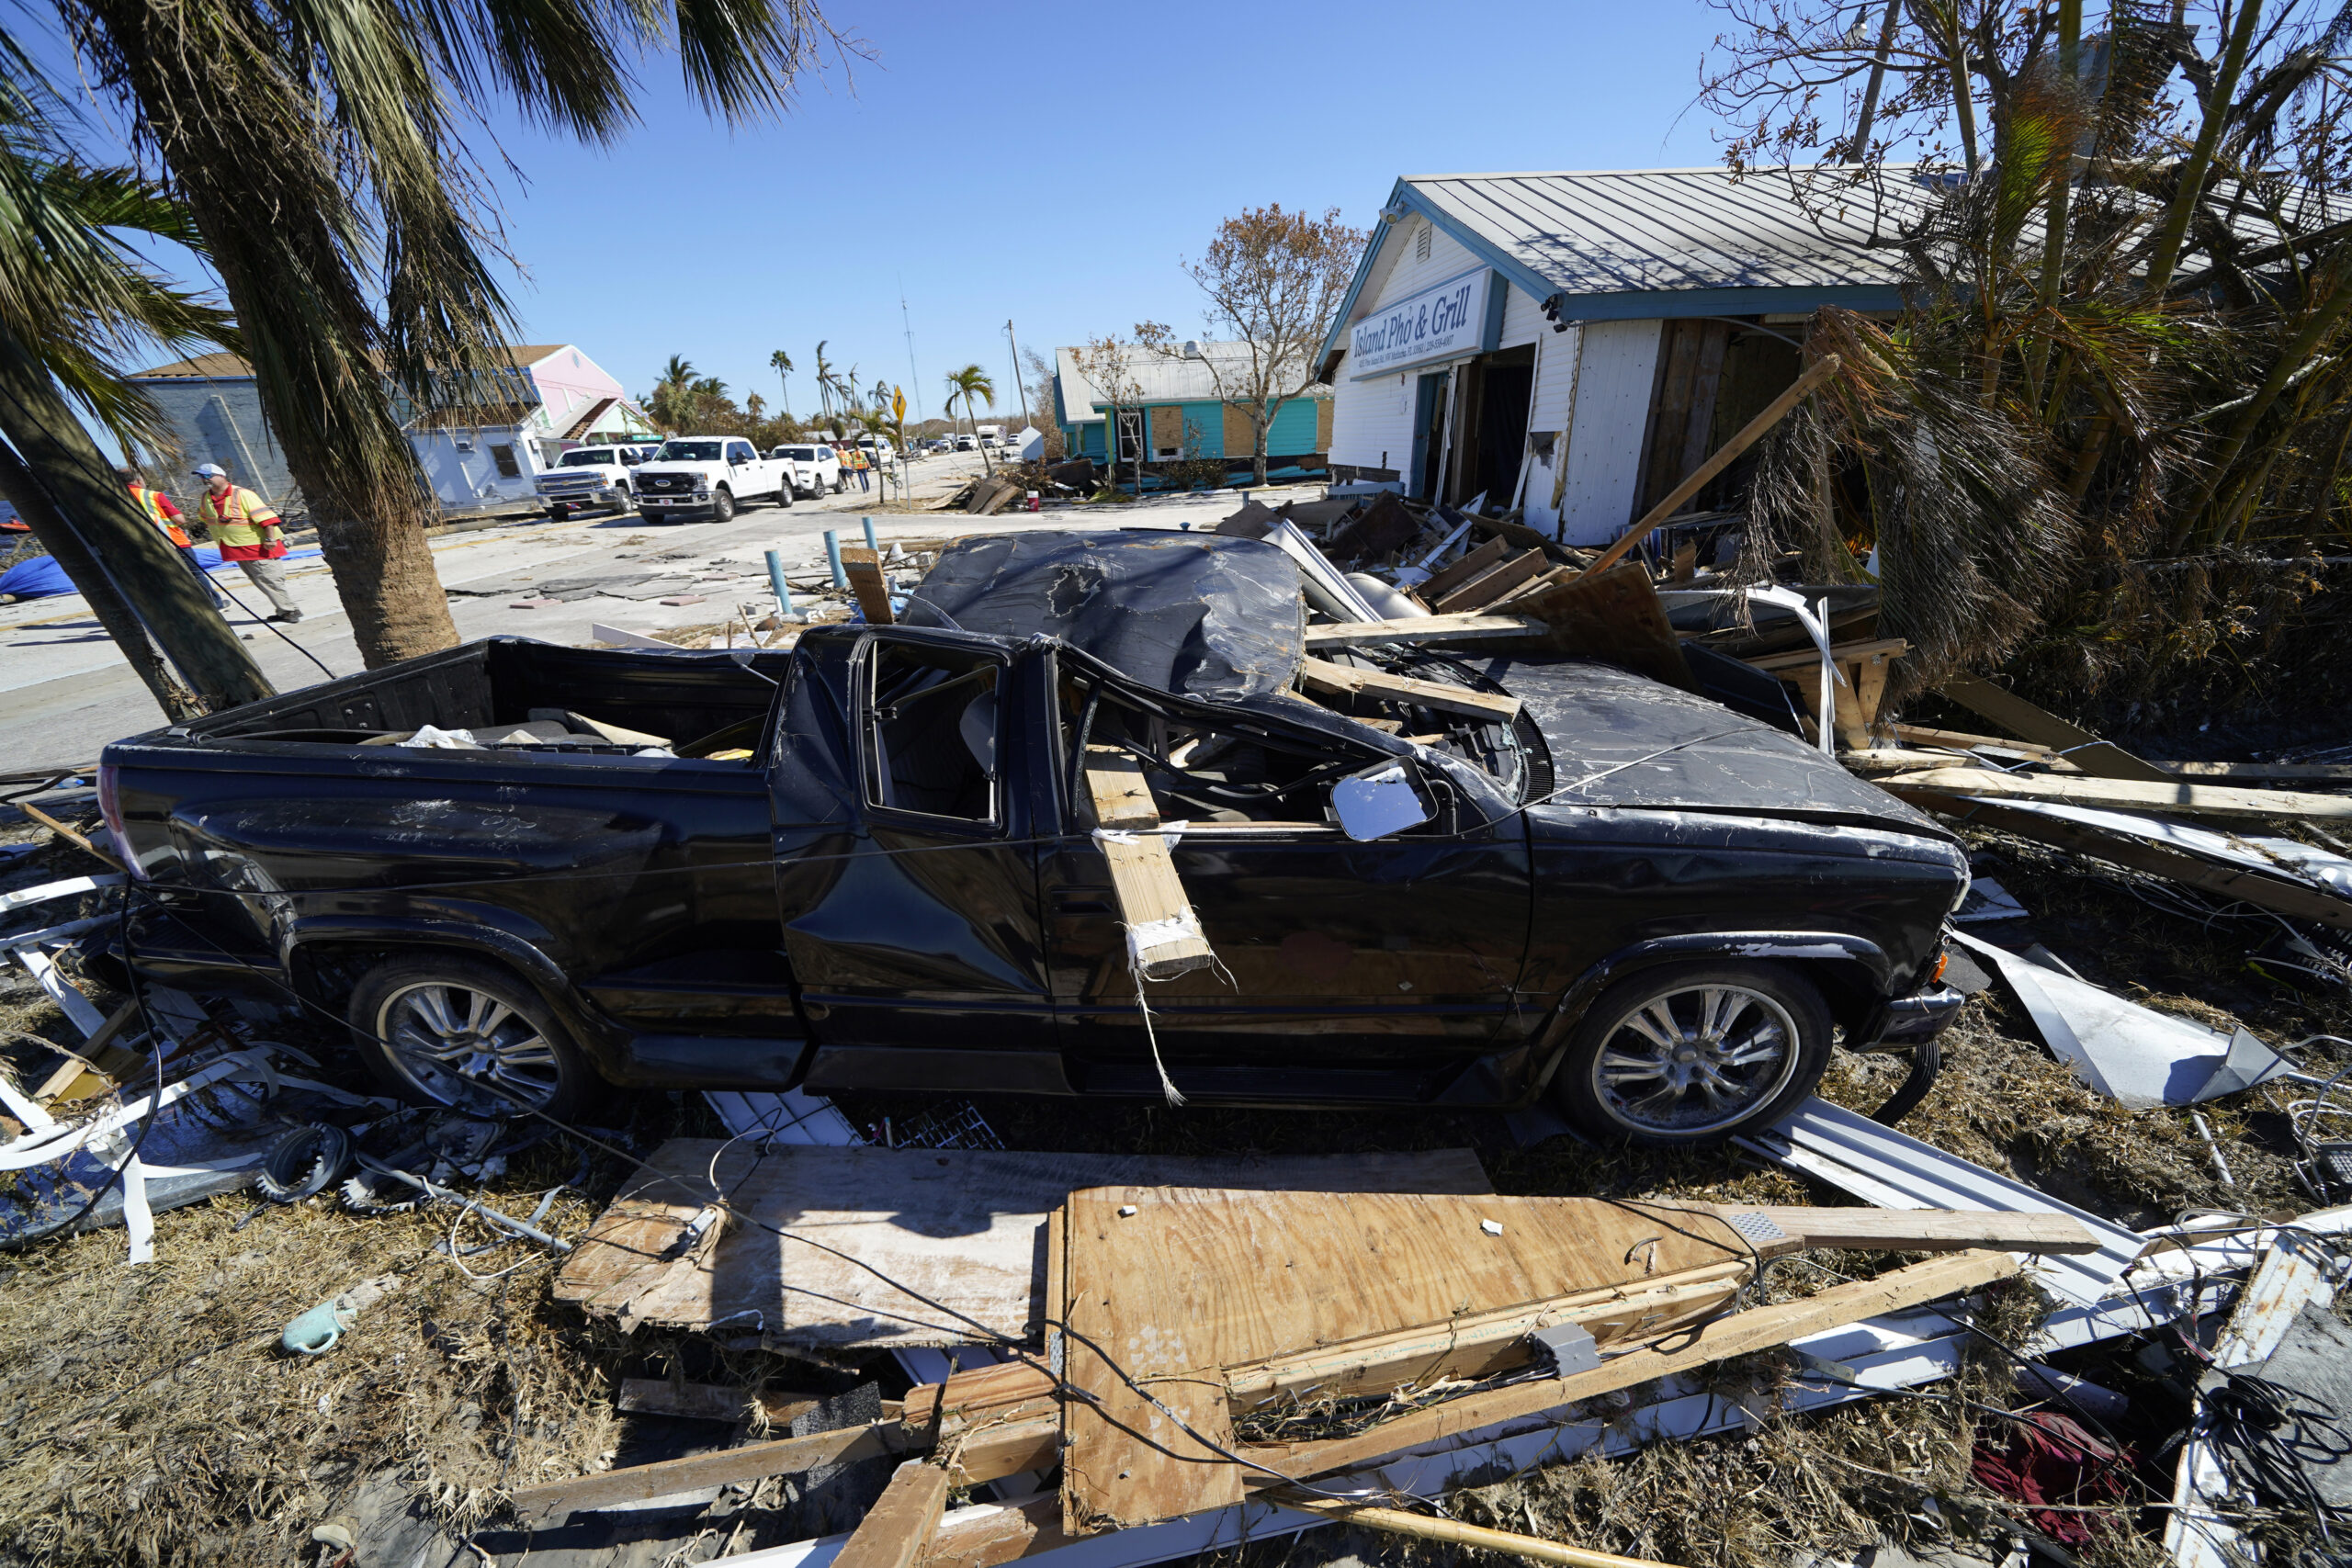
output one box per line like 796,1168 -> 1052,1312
1085,746 -> 1214,978
1301,613 -> 1546,650
835,1461 -> 952,1568
842,547 -> 896,625
617,1379 -> 820,1425
1430,548 -> 1546,614
1053,1188 -> 2081,1531
1901,792 -> 2352,931
1950,932 -> 2292,1108
1736,1099 -> 2144,1305
1880,766 -> 2352,821
1295,656 -> 1521,721
510,1421 -> 904,1519
1479,561 -> 1694,692
556,1145 -> 1491,1349
2159,760 -> 2352,783
1935,676 -> 2174,783
1415,536 -> 1509,602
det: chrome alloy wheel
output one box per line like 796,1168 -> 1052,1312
1587,983 -> 1803,1136
377,981 -> 560,1113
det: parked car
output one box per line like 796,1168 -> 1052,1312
99,600 -> 1964,1145
954,434 -> 977,451
769,444 -> 844,499
629,437 -> 789,523
535,444 -> 655,520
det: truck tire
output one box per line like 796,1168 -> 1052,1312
1550,961 -> 1831,1148
775,482 -> 792,509
710,486 -> 736,523
347,954 -> 600,1121
548,504 -> 570,522
613,489 -> 632,515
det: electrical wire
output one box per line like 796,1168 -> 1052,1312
205,569 -> 338,681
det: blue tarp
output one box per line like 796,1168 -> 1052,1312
0,543 -> 324,600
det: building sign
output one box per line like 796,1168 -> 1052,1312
1349,266 -> 1492,378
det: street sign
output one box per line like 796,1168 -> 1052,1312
891,386 -> 907,422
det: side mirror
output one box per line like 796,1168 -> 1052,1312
1330,761 -> 1435,841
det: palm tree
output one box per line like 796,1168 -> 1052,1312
768,348 -> 794,417
41,0 -> 847,668
649,355 -> 696,431
944,364 -> 997,473
813,341 -> 834,424
0,40 -> 270,716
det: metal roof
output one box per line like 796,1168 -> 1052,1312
1053,347 -> 1103,425
1055,340 -> 1331,412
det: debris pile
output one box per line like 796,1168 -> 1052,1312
5,489 -> 2352,1568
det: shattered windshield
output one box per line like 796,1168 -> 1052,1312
657,441 -> 723,462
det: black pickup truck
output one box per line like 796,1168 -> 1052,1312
96,625 -> 1968,1145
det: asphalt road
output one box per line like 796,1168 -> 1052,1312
0,455 -> 1273,769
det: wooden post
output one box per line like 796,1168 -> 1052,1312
834,1461 -> 952,1568
841,546 -> 895,625
1583,354 -> 1843,578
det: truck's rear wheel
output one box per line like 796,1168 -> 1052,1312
710,487 -> 736,522
348,955 -> 599,1121
1550,961 -> 1831,1147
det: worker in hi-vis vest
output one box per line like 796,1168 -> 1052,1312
190,463 -> 302,623
118,464 -> 224,608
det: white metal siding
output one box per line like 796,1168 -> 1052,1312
1554,319 -> 1663,547
1329,220 -> 1495,476
1498,280 -> 1544,349
1520,323 -> 1581,533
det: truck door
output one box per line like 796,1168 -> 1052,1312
1035,666 -> 1532,1104
773,631 -> 1066,1095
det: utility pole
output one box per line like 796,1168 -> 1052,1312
899,277 -> 926,426
1005,320 -> 1032,434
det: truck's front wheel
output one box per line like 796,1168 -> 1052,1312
348,955 -> 600,1121
710,486 -> 736,522
548,503 -> 570,522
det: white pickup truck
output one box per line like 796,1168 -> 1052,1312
628,437 -> 791,523
535,443 -> 657,520
768,443 -> 844,500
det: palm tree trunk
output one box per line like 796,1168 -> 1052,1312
0,322 -> 270,715
82,0 -> 460,670
2143,0 -> 2265,294
0,441 -> 203,722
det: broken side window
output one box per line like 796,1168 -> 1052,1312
863,639 -> 1003,824
1057,674 -> 1380,829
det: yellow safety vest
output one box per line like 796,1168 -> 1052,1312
130,485 -> 191,547
196,486 -> 280,549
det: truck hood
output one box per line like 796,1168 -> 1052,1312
1473,656 -> 1950,837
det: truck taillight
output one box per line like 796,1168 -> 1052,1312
96,762 -> 145,879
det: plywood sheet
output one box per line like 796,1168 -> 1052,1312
1057,1188 -> 1753,1532
557,1144 -> 1491,1352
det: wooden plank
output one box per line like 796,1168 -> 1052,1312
1252,1250 -> 2020,1483
509,1421 -> 903,1517
32,999 -> 141,1102
557,1144 -> 1493,1349
1301,613 -> 1546,650
616,1378 -> 818,1426
1840,748 -> 1996,776
18,802 -> 120,868
2158,761 -> 2352,783
1747,636 -> 1910,672
841,547 -> 895,625
1282,1493 -> 1682,1568
1878,766 -> 2352,821
1057,1189 -> 1770,1532
1935,675 -> 2173,783
1431,548 -> 1547,614
1084,747 -> 1214,979
1295,656 -> 1521,722
1490,563 -> 1576,605
1892,724 -> 2069,761
944,1415 -> 1061,1487
837,1462 -> 953,1568
1735,1204 -> 2098,1254
920,1495 -> 1065,1568
1898,792 -> 2352,932
1416,536 -> 1509,601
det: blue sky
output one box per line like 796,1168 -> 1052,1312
37,0 -> 1739,433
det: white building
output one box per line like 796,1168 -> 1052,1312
1318,168 -> 1928,545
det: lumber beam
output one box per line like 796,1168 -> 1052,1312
1082,746 -> 1214,978
1296,656 -> 1521,722
1747,637 -> 1911,672
1726,1205 -> 2096,1254
1280,1494 -> 1681,1568
508,1420 -> 906,1517
904,1359 -> 1057,1431
1416,536 -> 1509,602
2157,760 -> 2352,783
616,1378 -> 819,1426
1880,766 -> 2352,821
1934,676 -> 2172,783
1302,613 -> 1546,650
1896,792 -> 2352,932
838,1462 -> 954,1568
1431,548 -> 1547,614
943,1415 -> 1062,1487
1250,1249 -> 2020,1482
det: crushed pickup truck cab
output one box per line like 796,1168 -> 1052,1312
96,547 -> 1967,1144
